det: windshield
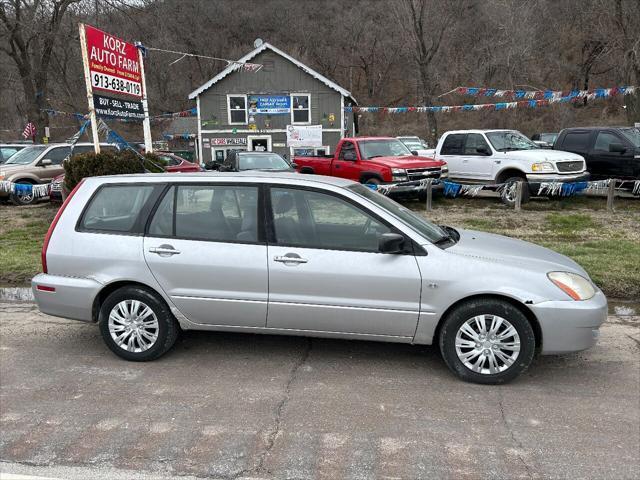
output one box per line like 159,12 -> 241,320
238,153 -> 290,171
486,131 -> 539,151
399,138 -> 424,150
348,183 -> 449,244
4,145 -> 47,165
620,127 -> 640,148
540,133 -> 558,144
359,139 -> 412,159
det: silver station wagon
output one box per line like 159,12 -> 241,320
32,173 -> 607,384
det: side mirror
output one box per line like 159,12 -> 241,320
39,159 -> 52,167
609,143 -> 626,153
476,146 -> 491,155
290,162 -> 298,169
378,232 -> 405,254
411,150 -> 419,156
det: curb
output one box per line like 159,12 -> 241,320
0,287 -> 34,302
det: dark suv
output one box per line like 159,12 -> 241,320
554,127 -> 640,180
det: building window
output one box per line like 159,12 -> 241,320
227,95 -> 247,125
291,94 -> 311,124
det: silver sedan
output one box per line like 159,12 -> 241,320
32,173 -> 607,384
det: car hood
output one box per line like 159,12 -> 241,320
0,163 -> 32,174
445,228 -> 588,277
498,149 -> 584,163
366,155 -> 443,168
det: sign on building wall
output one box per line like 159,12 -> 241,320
248,95 -> 291,114
211,138 -> 248,146
286,125 -> 322,147
85,25 -> 142,98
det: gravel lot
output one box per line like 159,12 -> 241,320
0,301 -> 638,480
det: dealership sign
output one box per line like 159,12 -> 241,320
211,138 -> 248,145
249,95 -> 291,114
85,25 -> 142,98
93,93 -> 144,120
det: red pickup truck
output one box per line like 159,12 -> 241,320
294,137 -> 447,194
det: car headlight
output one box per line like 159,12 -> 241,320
547,271 -> 595,300
532,162 -> 555,172
440,166 -> 449,178
391,168 -> 408,181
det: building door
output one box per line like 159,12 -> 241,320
248,135 -> 272,152
211,146 -> 247,165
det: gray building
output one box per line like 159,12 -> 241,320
188,41 -> 357,165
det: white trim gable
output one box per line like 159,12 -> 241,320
188,42 -> 354,101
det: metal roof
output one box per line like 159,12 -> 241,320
188,42 -> 356,103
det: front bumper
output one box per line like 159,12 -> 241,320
32,273 -> 103,322
526,172 -> 591,193
530,289 -> 608,354
384,178 -> 444,197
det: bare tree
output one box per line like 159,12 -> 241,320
0,0 -> 82,139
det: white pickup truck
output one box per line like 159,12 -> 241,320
434,129 -> 590,204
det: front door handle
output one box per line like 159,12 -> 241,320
149,245 -> 181,256
274,255 -> 308,264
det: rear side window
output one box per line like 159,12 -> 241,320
80,185 -> 154,232
148,185 -> 259,243
561,132 -> 590,152
594,132 -> 622,151
440,134 -> 465,155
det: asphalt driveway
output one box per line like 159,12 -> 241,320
0,301 -> 638,479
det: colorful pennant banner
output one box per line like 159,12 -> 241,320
346,86 -> 636,114
451,86 -> 634,100
0,181 -> 51,199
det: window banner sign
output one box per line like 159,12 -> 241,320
286,125 -> 322,147
84,24 -> 142,98
248,95 -> 291,114
93,94 -> 145,120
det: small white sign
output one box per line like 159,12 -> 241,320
286,125 -> 322,147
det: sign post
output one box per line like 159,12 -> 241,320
79,23 -> 101,154
138,46 -> 152,153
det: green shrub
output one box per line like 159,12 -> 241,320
64,149 -> 165,191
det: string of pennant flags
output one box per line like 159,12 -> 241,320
346,85 -> 636,114
443,86 -> 635,100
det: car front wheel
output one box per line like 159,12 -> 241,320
98,286 -> 180,361
439,298 -> 536,384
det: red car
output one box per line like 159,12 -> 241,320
51,151 -> 202,202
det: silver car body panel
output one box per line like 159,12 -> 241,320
32,172 -> 607,355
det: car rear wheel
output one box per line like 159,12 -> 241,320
439,298 -> 536,384
98,286 -> 180,361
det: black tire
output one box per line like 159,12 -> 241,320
363,177 -> 381,186
10,181 -> 37,206
98,286 -> 180,361
500,176 -> 530,207
439,298 -> 536,384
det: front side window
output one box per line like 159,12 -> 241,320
291,94 -> 310,124
594,132 -> 622,151
485,131 -> 538,152
338,141 -> 357,161
440,134 -> 465,155
270,188 -> 390,252
80,185 -> 155,232
44,147 -> 72,164
464,134 -> 491,155
149,184 -> 259,243
228,95 -> 247,124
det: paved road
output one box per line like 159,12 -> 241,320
1,301 -> 638,480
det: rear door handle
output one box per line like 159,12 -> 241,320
149,245 -> 181,256
274,255 -> 308,264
